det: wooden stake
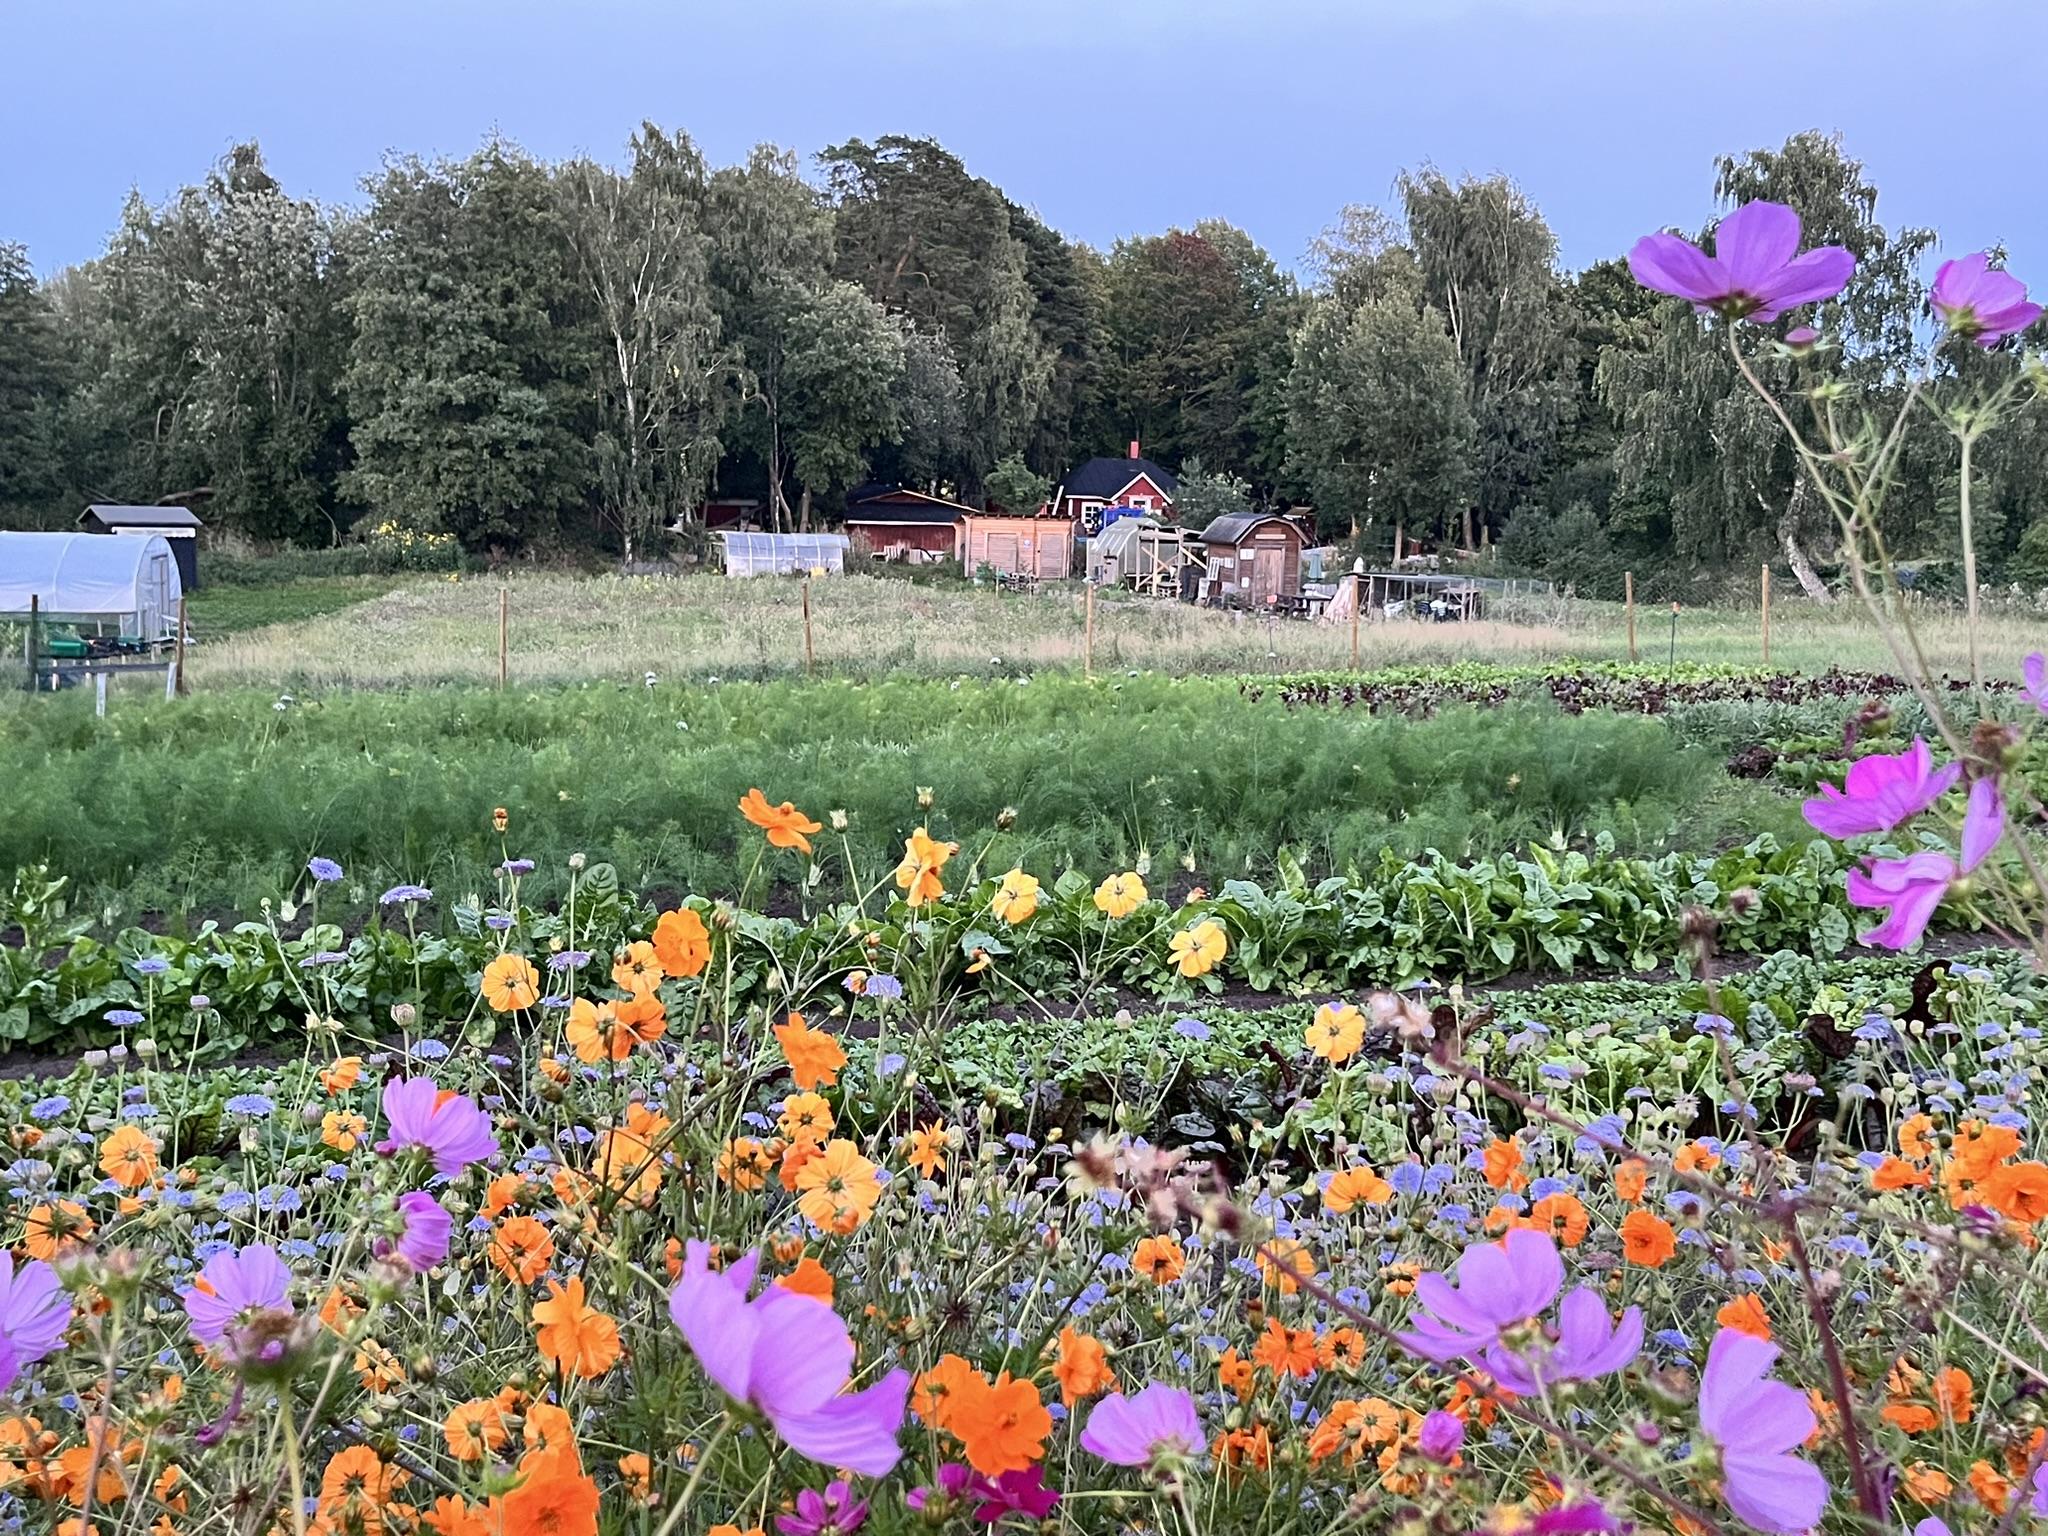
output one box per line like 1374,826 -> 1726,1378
1084,582 -> 1096,678
1349,573 -> 1361,669
1760,563 -> 1772,665
173,597 -> 188,697
24,594 -> 37,693
802,578 -> 815,675
498,586 -> 509,690
1624,572 -> 1637,663
1393,524 -> 1405,565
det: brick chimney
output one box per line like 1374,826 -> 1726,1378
1128,439 -> 1141,460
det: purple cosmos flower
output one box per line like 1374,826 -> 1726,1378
2023,654 -> 2048,714
1532,1505 -> 1624,1536
392,1191 -> 452,1273
776,1481 -> 868,1536
1397,1227 -> 1562,1361
2031,1460 -> 2048,1517
1481,1285 -> 1643,1395
1696,1327 -> 1828,1533
1931,253 -> 2042,346
1801,738 -> 1960,839
0,1254 -> 70,1394
1848,776 -> 2004,950
376,1076 -> 498,1178
1417,1408 -> 1465,1463
1916,1522 -> 1952,1536
182,1244 -> 294,1346
1629,201 -> 1854,323
907,1462 -> 979,1512
308,858 -> 344,884
668,1239 -> 909,1476
1079,1382 -> 1205,1467
970,1467 -> 1059,1523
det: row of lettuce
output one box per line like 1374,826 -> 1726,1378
0,831 -> 1969,1054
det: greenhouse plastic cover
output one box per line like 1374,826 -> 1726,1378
720,531 -> 850,577
0,531 -> 182,628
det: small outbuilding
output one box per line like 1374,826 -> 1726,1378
960,514 -> 1074,581
0,530 -> 184,642
719,531 -> 850,578
1086,515 -> 1202,595
842,483 -> 970,562
1197,513 -> 1308,606
80,504 -> 203,590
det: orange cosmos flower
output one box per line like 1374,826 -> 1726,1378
1984,1161 -> 2048,1223
1673,1140 -> 1722,1174
322,1111 -> 368,1152
520,1403 -> 579,1468
717,1137 -> 773,1191
1092,871 -> 1148,919
1898,1113 -> 1936,1161
738,789 -> 822,853
533,1277 -> 621,1380
316,1446 -> 398,1527
610,940 -> 665,996
1619,1209 -> 1677,1268
652,906 -> 711,978
1969,1460 -> 2013,1515
912,1353 -> 979,1430
778,1092 -> 834,1146
481,953 -> 541,1012
1052,1326 -> 1116,1406
1482,1138 -> 1527,1192
444,1398 -> 510,1462
1901,1462 -> 1954,1503
593,1127 -> 663,1204
499,1446 -> 600,1536
1716,1293 -> 1771,1339
1133,1234 -> 1185,1284
950,1370 -> 1052,1477
423,1494 -> 491,1536
1306,1002 -> 1365,1063
904,1122 -> 949,1179
564,994 -> 667,1063
1219,1347 -> 1255,1400
1872,1156 -> 1932,1192
1169,919 -> 1228,978
774,1012 -> 848,1091
1251,1318 -> 1318,1380
893,827 -> 958,907
793,1139 -> 882,1234
1953,1119 -> 2021,1176
488,1216 -> 555,1285
1614,1158 -> 1649,1202
990,868 -> 1040,924
776,1257 -> 835,1303
1256,1238 -> 1314,1294
320,1055 -> 364,1095
1934,1366 -> 1974,1425
1526,1192 -> 1589,1247
20,1201 -> 93,1262
1323,1165 -> 1393,1213
98,1126 -> 158,1190
1318,1326 -> 1368,1371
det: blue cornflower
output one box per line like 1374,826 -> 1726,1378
864,974 -> 904,1000
308,857 -> 345,883
498,859 -> 536,876
485,915 -> 514,932
1173,1017 -> 1212,1040
380,884 -> 432,905
547,951 -> 590,972
29,1097 -> 69,1121
105,1007 -> 146,1025
225,1094 -> 275,1119
412,1040 -> 451,1061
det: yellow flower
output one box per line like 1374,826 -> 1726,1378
793,1139 -> 883,1234
1093,871 -> 1148,919
1169,919 -> 1227,978
990,868 -> 1040,924
481,953 -> 540,1012
1306,1001 -> 1366,1063
893,827 -> 959,908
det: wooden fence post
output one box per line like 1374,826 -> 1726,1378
1084,582 -> 1096,678
24,593 -> 37,693
802,578 -> 815,676
1624,572 -> 1637,663
1761,564 -> 1772,665
173,597 -> 188,696
1349,573 -> 1361,669
498,586 -> 509,690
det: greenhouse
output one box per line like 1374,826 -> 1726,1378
0,530 -> 184,642
719,531 -> 850,578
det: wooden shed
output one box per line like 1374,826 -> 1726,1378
80,504 -> 203,590
842,483 -> 968,562
960,515 -> 1074,580
1197,513 -> 1307,606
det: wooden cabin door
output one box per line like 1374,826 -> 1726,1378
986,533 -> 1019,573
1252,546 -> 1285,602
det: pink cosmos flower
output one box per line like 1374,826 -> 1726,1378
1080,1382 -> 1206,1467
1417,1408 -> 1465,1463
392,1191 -> 452,1273
2023,653 -> 2048,714
1801,737 -> 1960,839
377,1076 -> 498,1178
1629,201 -> 1854,323
1931,253 -> 2042,346
0,1254 -> 71,1394
775,1481 -> 868,1536
1696,1327 -> 1828,1533
905,1462 -> 1059,1523
1480,1284 -> 1643,1395
182,1243 -> 294,1346
668,1239 -> 909,1476
1847,775 -> 2004,949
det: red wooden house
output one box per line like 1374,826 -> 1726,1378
1051,442 -> 1178,531
842,483 -> 971,561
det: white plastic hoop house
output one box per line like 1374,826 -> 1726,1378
719,531 -> 850,578
0,531 -> 184,641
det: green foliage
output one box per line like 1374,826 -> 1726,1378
1172,456 -> 1254,525
982,451 -> 1051,516
0,242 -> 68,522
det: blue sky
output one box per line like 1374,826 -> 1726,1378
7,0 -> 2045,279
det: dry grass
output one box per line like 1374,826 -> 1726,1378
186,571 -> 2045,689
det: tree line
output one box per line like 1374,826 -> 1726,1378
3,126 -> 2043,594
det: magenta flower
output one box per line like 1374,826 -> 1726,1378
182,1243 -> 294,1346
1847,775 -> 2004,949
2023,653 -> 2048,714
668,1240 -> 909,1476
1931,252 -> 2042,346
1696,1327 -> 1827,1533
1531,1505 -> 1624,1536
1080,1381 -> 1205,1467
970,1467 -> 1060,1523
775,1480 -> 868,1536
376,1076 -> 498,1178
1629,201 -> 1854,323
1481,1285 -> 1643,1395
1396,1227 -> 1562,1361
1801,737 -> 1960,839
392,1191 -> 452,1273
0,1254 -> 70,1394
1417,1408 -> 1465,1463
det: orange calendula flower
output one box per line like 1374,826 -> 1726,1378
904,1122 -> 948,1180
774,1012 -> 848,1092
1619,1209 -> 1676,1268
893,827 -> 958,907
320,1056 -> 364,1095
564,994 -> 667,1063
611,940 -> 665,996
1169,919 -> 1228,978
990,868 -> 1040,924
1256,1238 -> 1314,1295
1052,1326 -> 1117,1405
1323,1165 -> 1393,1213
481,953 -> 541,1012
21,1201 -> 93,1262
1092,871 -> 1148,919
652,906 -> 711,978
1716,1293 -> 1771,1339
533,1277 -> 621,1379
1482,1138 -> 1527,1193
1133,1234 -> 1186,1284
776,1257 -> 835,1304
1306,1002 -> 1365,1063
487,1216 -> 555,1285
738,789 -> 822,853
793,1139 -> 882,1234
949,1370 -> 1052,1477
98,1125 -> 158,1190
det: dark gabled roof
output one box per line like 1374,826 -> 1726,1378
845,483 -> 971,523
81,504 -> 204,529
1198,512 -> 1299,545
1060,456 -> 1179,500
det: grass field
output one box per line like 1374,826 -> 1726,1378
182,569 -> 2048,689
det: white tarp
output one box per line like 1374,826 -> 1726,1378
0,531 -> 183,639
720,531 -> 849,578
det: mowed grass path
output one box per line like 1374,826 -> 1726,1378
186,571 -> 2043,689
